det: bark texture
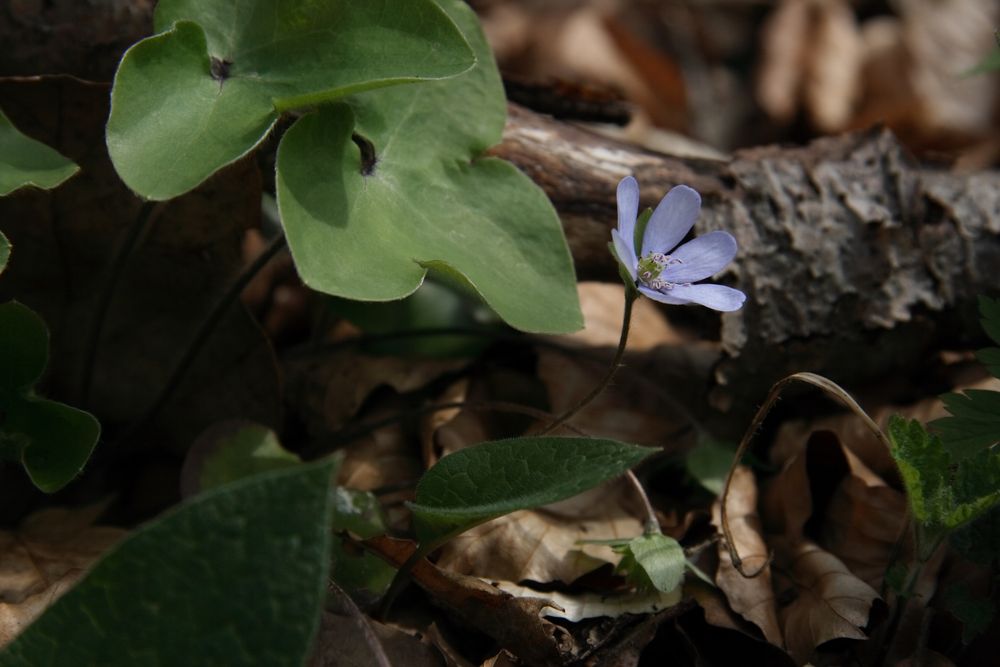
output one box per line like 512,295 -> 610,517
495,105 -> 1000,408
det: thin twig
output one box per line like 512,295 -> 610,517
79,201 -> 157,406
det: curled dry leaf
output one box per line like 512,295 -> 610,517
763,431 -> 908,589
773,539 -> 881,665
0,504 -> 126,647
365,536 -> 578,666
711,465 -> 782,647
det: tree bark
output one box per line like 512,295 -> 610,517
495,104 -> 1000,410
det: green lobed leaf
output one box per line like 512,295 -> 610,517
107,0 -> 476,200
0,231 -> 9,274
409,436 -> 655,544
0,301 -> 48,391
330,487 -> 395,602
614,533 -> 686,594
932,389 -> 1000,460
5,397 -> 100,494
0,302 -> 99,493
950,505 -> 1000,564
277,0 -> 583,334
977,347 -> 1000,378
0,460 -> 336,666
0,109 -> 79,196
967,47 -> 1000,75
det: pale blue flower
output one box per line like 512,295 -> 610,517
611,176 -> 746,312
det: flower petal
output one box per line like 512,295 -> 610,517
660,231 -> 738,283
641,185 -> 701,257
617,176 -> 639,244
612,229 -> 638,279
639,283 -> 745,311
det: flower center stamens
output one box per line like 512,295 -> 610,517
636,252 -> 682,290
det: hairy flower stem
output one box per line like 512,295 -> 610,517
627,470 -> 661,535
540,292 -> 636,435
126,232 -> 287,442
79,201 -> 158,406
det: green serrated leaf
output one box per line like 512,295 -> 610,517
889,416 -> 1000,538
277,0 -> 583,334
615,533 -> 686,594
932,389 -> 1000,460
979,296 -> 1000,348
107,0 -> 476,200
977,348 -> 1000,379
0,109 -> 79,196
951,505 -> 1000,564
0,231 -> 9,274
409,436 -> 654,545
943,584 -> 995,644
0,461 -> 335,666
888,416 -> 951,528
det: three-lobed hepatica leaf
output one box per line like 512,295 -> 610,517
0,460 -> 336,667
408,437 -> 655,546
106,0 -> 476,201
614,533 -> 687,594
0,108 -> 79,196
0,302 -> 99,493
277,0 -> 584,334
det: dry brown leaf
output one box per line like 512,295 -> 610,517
284,348 -> 466,439
758,0 -> 862,131
774,539 -> 881,665
0,504 -> 125,647
491,580 -> 681,622
434,483 -> 644,584
711,465 -> 782,647
763,431 -> 908,590
559,282 -> 681,351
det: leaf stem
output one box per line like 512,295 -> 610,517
626,470 -> 660,535
126,232 -> 287,441
540,291 -> 636,435
79,201 -> 158,406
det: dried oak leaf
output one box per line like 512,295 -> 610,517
711,465 -> 782,647
763,431 -> 908,589
773,539 -> 881,665
0,504 -> 125,647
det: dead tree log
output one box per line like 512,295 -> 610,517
495,104 -> 1000,410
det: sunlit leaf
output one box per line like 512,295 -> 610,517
409,436 -> 654,545
277,0 -> 583,334
0,461 -> 335,666
0,109 -> 78,196
107,0 -> 475,200
0,231 -> 9,274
